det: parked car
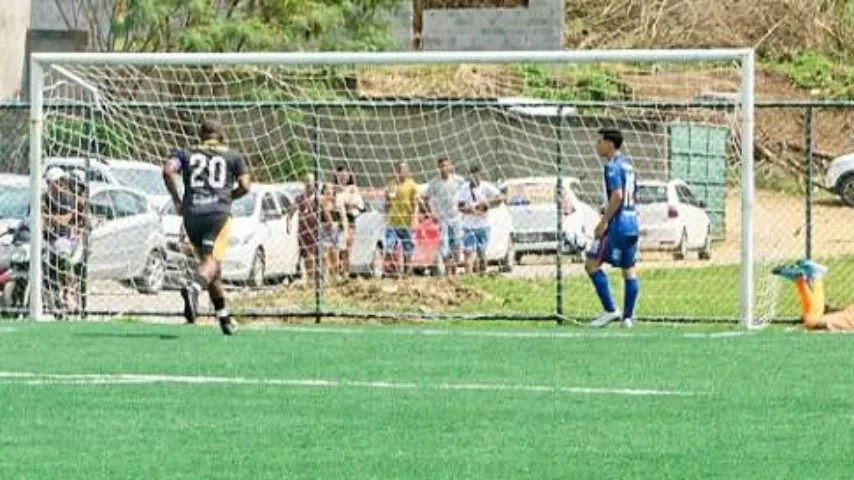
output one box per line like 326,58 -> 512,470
349,183 -> 515,277
499,176 -> 599,263
162,184 -> 301,287
44,157 -> 175,211
825,152 -> 854,206
0,175 -> 30,272
637,179 -> 712,260
0,182 -> 169,294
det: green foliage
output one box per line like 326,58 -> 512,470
770,52 -> 854,98
46,116 -> 134,158
110,0 -> 403,53
517,64 -> 631,102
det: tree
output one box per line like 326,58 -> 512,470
123,0 -> 405,53
57,0 -> 404,53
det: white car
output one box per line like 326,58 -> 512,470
44,157 -> 175,211
499,176 -> 599,263
637,179 -> 712,260
349,182 -> 515,277
162,184 -> 301,287
824,153 -> 854,206
0,182 -> 168,293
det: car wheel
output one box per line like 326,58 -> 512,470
248,249 -> 265,288
838,174 -> 854,207
499,240 -> 515,273
699,229 -> 712,260
136,250 -> 165,294
673,229 -> 688,261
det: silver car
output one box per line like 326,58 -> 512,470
500,176 -> 599,263
0,182 -> 168,294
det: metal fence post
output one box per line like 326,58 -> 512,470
311,111 -> 323,324
81,105 -> 97,318
803,106 -> 814,260
555,108 -> 564,323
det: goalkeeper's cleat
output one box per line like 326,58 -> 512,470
797,258 -> 828,279
591,310 -> 622,328
771,263 -> 807,281
218,314 -> 236,336
180,284 -> 199,325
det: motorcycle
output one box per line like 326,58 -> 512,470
1,224 -> 85,317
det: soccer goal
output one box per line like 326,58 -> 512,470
25,49 -> 763,326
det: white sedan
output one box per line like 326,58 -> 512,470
637,179 -> 712,260
163,184 -> 301,287
349,182 -> 515,277
499,176 -> 599,263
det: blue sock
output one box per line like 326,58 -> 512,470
589,270 -> 616,312
624,277 -> 640,319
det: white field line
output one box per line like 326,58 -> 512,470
244,324 -> 750,340
0,372 -> 695,397
0,326 -> 19,333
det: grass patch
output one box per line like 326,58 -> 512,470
0,322 -> 853,479
234,254 -> 854,323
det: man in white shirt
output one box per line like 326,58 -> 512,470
458,165 -> 505,275
424,157 -> 464,277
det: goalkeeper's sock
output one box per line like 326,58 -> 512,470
624,277 -> 640,320
589,270 -> 616,313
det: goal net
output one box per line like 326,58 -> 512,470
22,50 -> 776,326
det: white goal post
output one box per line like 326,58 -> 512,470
27,49 -> 756,325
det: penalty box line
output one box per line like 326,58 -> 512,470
0,372 -> 697,397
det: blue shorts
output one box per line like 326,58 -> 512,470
586,232 -> 638,269
440,221 -> 462,259
463,227 -> 490,256
385,227 -> 415,257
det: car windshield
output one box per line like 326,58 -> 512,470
112,167 -> 169,196
0,185 -> 29,218
504,182 -> 557,206
638,185 -> 668,203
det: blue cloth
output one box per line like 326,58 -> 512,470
589,270 -> 616,313
603,154 -> 640,239
586,232 -> 639,269
439,221 -> 462,259
463,227 -> 490,256
384,227 -> 415,257
624,277 -> 640,319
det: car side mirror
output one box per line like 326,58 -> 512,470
698,200 -> 707,208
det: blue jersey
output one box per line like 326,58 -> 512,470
602,154 -> 639,238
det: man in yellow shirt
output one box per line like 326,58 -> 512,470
773,259 -> 854,331
384,161 -> 420,276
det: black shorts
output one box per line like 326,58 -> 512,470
183,214 -> 231,261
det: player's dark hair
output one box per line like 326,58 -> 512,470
437,157 -> 449,165
469,165 -> 482,174
598,127 -> 623,149
199,119 -> 225,142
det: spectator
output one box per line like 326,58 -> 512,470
424,157 -> 463,277
458,165 -> 505,275
334,165 -> 364,277
384,161 -> 420,276
320,183 -> 346,282
289,173 -> 323,285
41,167 -> 81,310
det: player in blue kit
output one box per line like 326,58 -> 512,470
586,127 -> 640,328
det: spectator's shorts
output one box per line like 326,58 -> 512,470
463,227 -> 490,257
384,227 -> 415,257
320,225 -> 343,250
586,232 -> 638,269
184,214 -> 231,262
440,221 -> 463,259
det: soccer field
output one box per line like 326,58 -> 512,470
0,321 -> 850,480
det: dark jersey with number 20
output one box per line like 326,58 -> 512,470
170,142 -> 248,218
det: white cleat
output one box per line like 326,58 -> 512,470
590,310 -> 622,328
622,318 -> 634,328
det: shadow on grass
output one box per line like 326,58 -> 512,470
73,332 -> 180,341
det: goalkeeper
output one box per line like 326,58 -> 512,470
772,259 -> 854,331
